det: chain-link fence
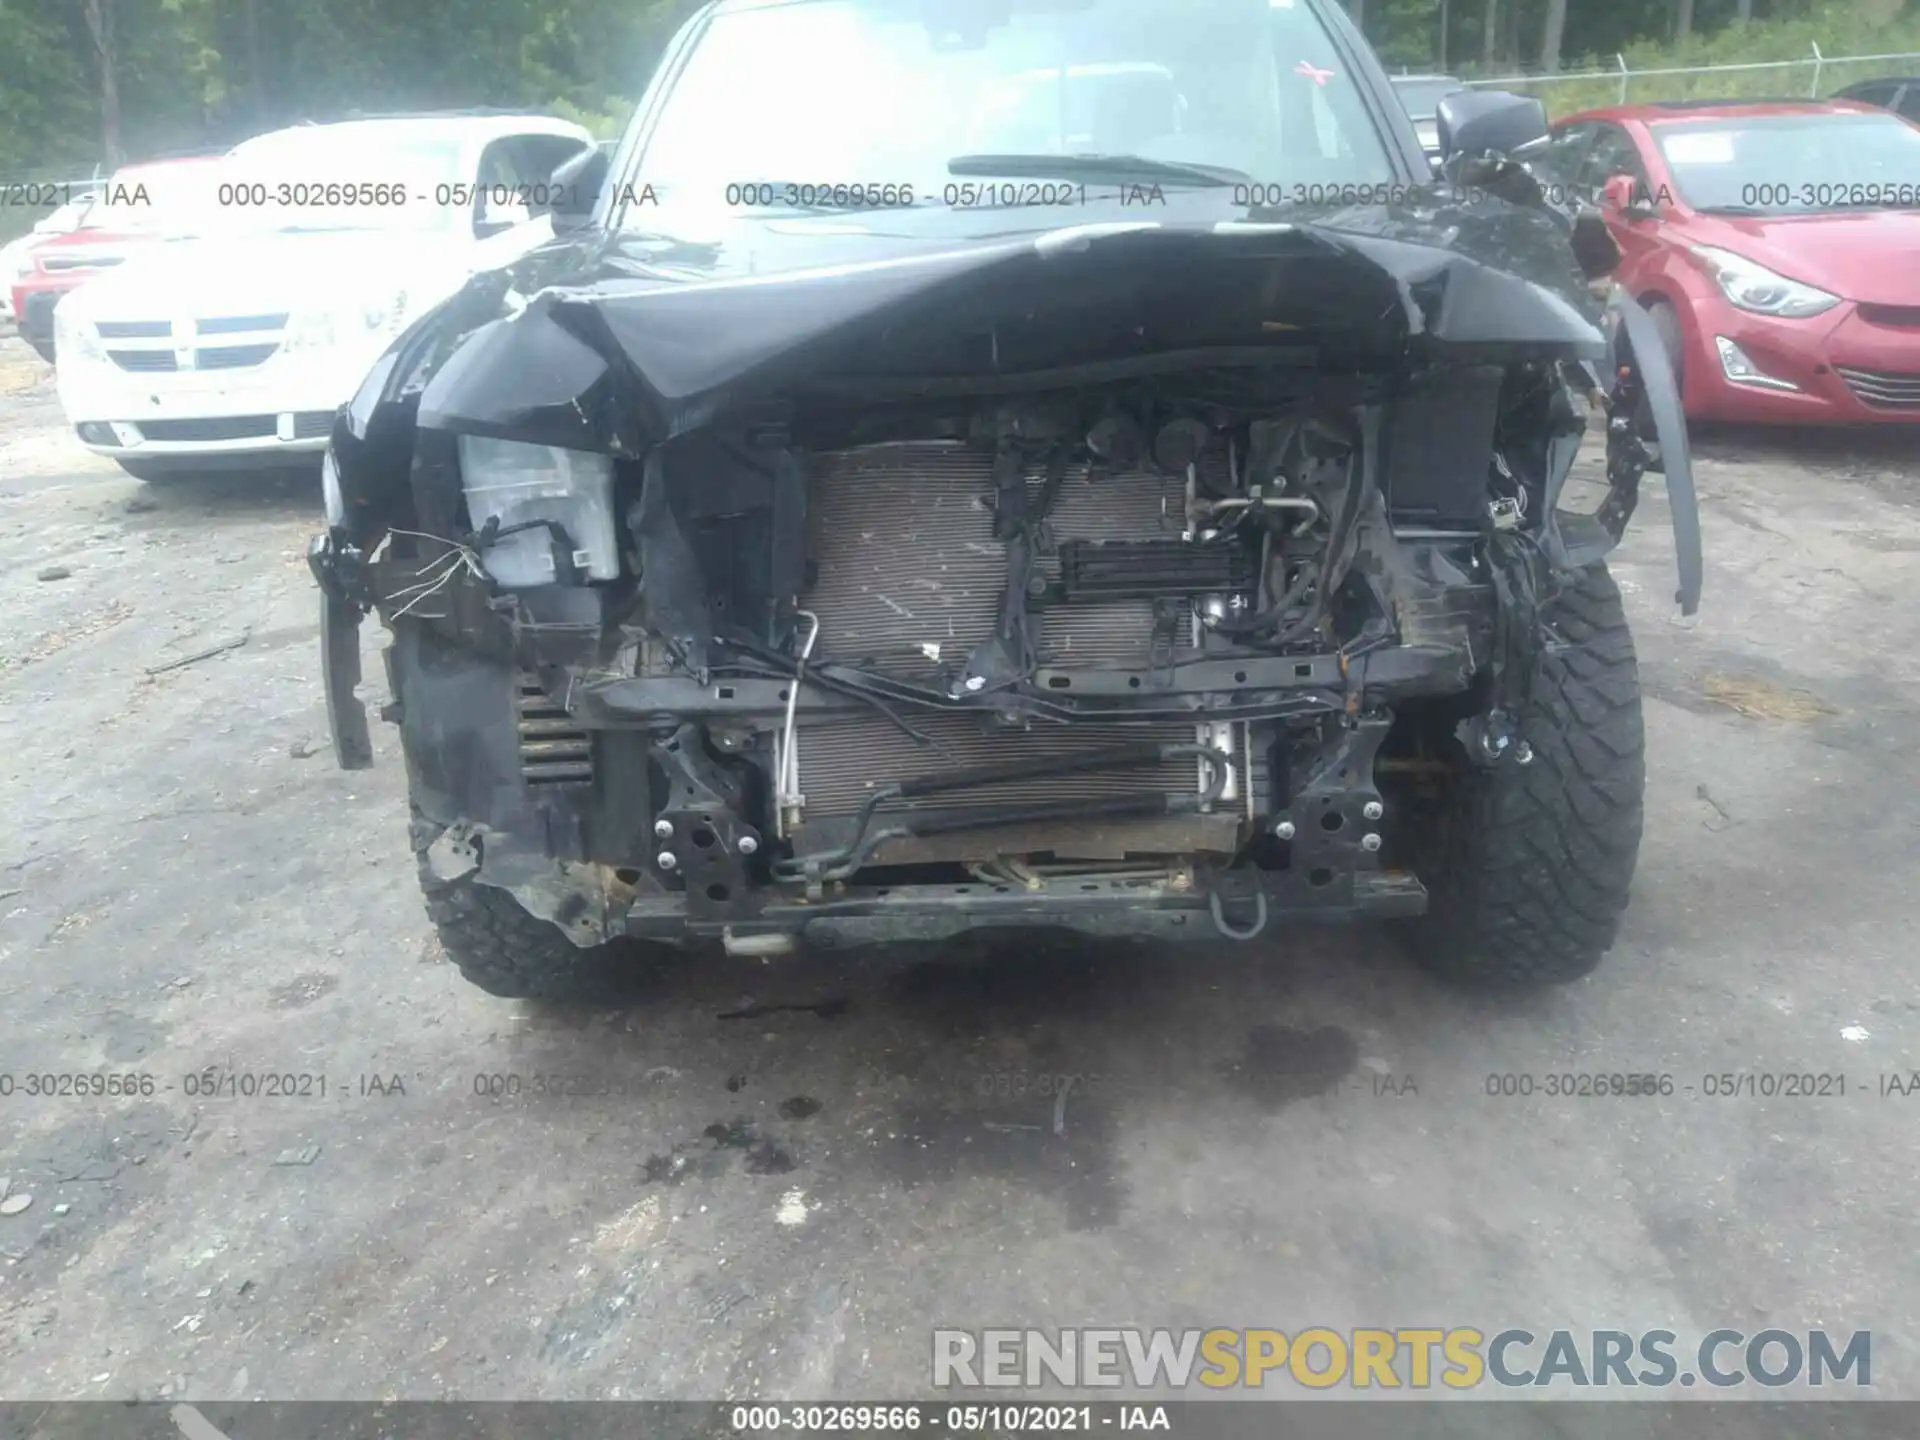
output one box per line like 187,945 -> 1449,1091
1462,45 -> 1920,117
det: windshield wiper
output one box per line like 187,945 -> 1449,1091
947,153 -> 1251,188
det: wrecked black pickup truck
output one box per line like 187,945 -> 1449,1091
309,0 -> 1701,999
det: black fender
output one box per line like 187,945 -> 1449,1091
1607,288 -> 1703,616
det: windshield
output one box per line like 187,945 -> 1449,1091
628,0 -> 1394,236
1391,78 -> 1464,117
1654,113 -> 1920,213
200,131 -> 470,235
82,163 -> 225,237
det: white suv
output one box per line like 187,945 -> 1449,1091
54,115 -> 594,481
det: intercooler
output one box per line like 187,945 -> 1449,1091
792,442 -> 1234,833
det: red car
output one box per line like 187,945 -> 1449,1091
9,155 -> 226,363
1542,99 -> 1920,423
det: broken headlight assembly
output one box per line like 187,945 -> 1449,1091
1688,245 -> 1838,319
456,436 -> 620,588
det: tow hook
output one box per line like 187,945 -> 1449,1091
1207,887 -> 1270,942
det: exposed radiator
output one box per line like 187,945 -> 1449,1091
804,442 -> 1203,681
795,442 -> 1235,824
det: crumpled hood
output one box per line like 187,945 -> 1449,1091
406,190 -> 1608,451
66,228 -> 460,321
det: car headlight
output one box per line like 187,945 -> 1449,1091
282,308 -> 339,353
53,297 -> 106,362
458,436 -> 619,588
1689,245 -> 1839,318
284,288 -> 415,354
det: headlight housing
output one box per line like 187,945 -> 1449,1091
283,287 -> 415,354
53,296 -> 106,362
457,436 -> 618,587
1689,245 -> 1839,318
281,308 -> 339,353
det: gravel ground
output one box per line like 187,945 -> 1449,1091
1,331 -> 1918,1406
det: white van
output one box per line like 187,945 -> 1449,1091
54,114 -> 593,480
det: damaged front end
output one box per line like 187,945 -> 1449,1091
311,171 -> 1697,955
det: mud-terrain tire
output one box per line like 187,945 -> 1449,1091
411,817 -> 654,1001
1401,562 -> 1645,987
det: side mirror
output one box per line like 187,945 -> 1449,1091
548,144 -> 610,233
1436,89 -> 1549,159
1601,173 -> 1658,220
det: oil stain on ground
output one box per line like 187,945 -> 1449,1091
1222,1023 -> 1358,1111
641,1119 -> 795,1185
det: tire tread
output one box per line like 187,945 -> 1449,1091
409,813 -> 650,1001
1409,563 -> 1646,986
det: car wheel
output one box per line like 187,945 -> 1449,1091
1392,562 -> 1645,988
410,809 -> 662,1001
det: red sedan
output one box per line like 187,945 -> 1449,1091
9,155 -> 225,363
1542,100 -> 1920,423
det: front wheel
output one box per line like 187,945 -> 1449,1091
1395,562 -> 1646,987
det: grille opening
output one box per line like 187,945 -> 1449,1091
1835,365 -> 1920,410
109,351 -> 178,373
97,320 -> 171,339
1858,304 -> 1920,328
196,344 -> 279,370
198,313 -> 289,334
141,415 -> 276,442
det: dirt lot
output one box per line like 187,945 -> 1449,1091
1,329 -> 1918,1404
